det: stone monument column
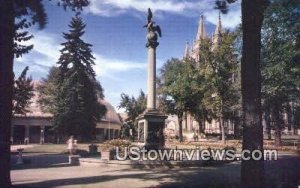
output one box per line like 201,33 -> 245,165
146,32 -> 159,110
147,46 -> 156,110
137,8 -> 167,150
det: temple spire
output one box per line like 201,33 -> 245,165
183,41 -> 190,60
215,12 -> 222,36
212,12 -> 222,50
196,15 -> 206,41
191,15 -> 206,61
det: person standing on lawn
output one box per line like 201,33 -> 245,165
67,136 -> 75,155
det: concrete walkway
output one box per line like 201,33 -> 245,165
11,153 -> 300,188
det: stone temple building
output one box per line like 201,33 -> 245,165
11,81 -> 122,144
164,14 -> 236,140
164,14 -> 299,140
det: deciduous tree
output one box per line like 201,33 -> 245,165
13,66 -> 34,115
261,0 -> 300,146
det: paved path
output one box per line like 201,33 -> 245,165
11,153 -> 300,188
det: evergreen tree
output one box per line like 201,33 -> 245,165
13,66 -> 34,115
53,15 -> 106,141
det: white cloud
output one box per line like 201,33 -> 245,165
16,31 -> 146,80
85,0 -> 241,28
16,31 -> 61,73
86,0 -> 208,16
23,31 -> 60,60
93,54 -> 146,81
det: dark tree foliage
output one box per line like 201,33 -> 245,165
158,58 -> 203,142
199,33 -> 240,144
119,90 -> 146,126
13,0 -> 47,58
53,15 -> 106,141
262,0 -> 300,146
13,66 -> 34,115
37,66 -> 60,113
118,90 -> 146,140
215,0 -> 238,14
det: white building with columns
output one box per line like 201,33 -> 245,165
11,81 -> 122,144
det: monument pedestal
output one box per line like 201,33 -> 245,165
137,109 -> 167,150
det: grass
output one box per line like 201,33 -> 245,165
12,135 -> 299,154
17,143 -> 105,154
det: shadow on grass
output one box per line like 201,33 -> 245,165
12,161 -> 242,188
12,155 -> 300,188
11,153 -> 76,170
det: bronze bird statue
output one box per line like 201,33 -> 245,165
143,8 -> 162,37
143,8 -> 153,27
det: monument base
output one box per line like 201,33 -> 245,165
137,109 -> 167,150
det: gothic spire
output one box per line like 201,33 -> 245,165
183,41 -> 190,60
196,15 -> 206,41
212,12 -> 222,50
215,12 -> 222,36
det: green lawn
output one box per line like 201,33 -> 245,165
12,135 -> 299,154
18,143 -> 104,154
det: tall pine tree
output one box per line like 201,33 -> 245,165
54,15 -> 106,141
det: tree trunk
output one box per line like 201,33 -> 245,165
220,100 -> 225,144
0,1 -> 14,187
197,120 -> 205,134
233,117 -> 241,139
241,0 -> 267,187
286,104 -> 292,132
273,105 -> 282,147
178,114 -> 183,142
184,112 -> 188,131
219,117 -> 225,145
264,107 -> 272,140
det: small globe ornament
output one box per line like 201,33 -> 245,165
147,31 -> 157,42
146,31 -> 159,48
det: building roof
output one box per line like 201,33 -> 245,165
98,99 -> 122,125
14,81 -> 122,127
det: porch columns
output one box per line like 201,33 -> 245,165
24,125 -> 30,144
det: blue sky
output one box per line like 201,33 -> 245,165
14,0 -> 241,112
